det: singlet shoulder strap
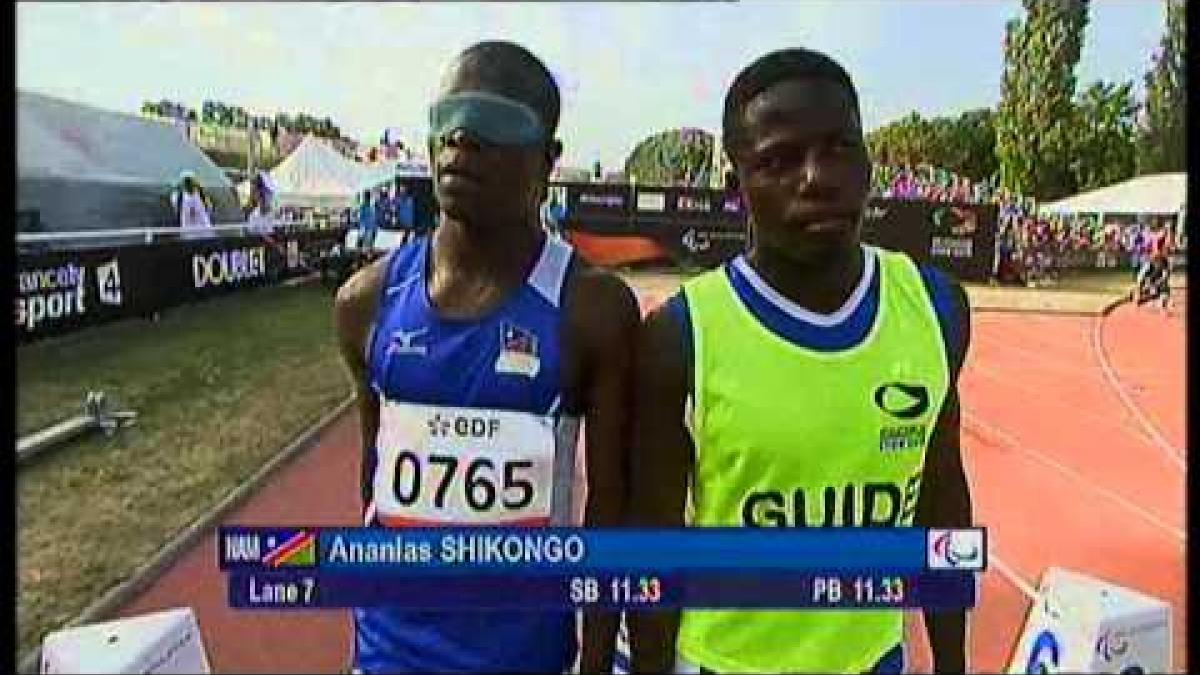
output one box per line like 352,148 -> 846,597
915,261 -> 961,370
663,291 -> 694,395
364,241 -> 426,378
527,236 -> 574,308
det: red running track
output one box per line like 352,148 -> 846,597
110,296 -> 1186,673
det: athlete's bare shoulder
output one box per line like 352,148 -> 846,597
335,257 -> 388,321
334,255 -> 390,364
559,254 -> 638,369
641,296 -> 689,364
562,257 -> 640,339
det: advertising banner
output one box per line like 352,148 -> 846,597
16,229 -> 344,343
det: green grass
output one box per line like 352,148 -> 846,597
16,282 -> 352,660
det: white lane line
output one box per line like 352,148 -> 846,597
1091,314 -> 1186,469
965,363 -> 1165,455
963,411 -> 1186,542
988,550 -> 1039,602
971,333 -> 1110,384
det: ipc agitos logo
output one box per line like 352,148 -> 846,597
1096,629 -> 1131,662
927,529 -> 984,569
1025,630 -> 1061,673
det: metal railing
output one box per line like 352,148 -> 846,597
17,223 -> 256,245
17,216 -> 352,250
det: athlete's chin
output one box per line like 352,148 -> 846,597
436,194 -> 484,224
765,230 -> 856,265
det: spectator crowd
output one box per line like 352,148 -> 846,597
870,163 -> 1181,286
353,178 -> 421,254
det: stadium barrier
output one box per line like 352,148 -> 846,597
39,607 -> 211,673
1007,567 -> 1172,674
16,227 -> 345,344
555,180 -> 999,281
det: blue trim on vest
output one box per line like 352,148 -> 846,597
917,264 -> 959,365
664,291 -> 694,394
723,255 -> 881,352
869,644 -> 905,674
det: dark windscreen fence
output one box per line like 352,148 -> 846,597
860,200 -> 999,282
635,186 -> 748,268
563,182 -> 634,235
345,175 -> 997,278
551,180 -> 997,281
16,228 -> 345,344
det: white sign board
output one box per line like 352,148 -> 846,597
41,607 -> 211,674
636,191 -> 666,212
1007,567 -> 1171,674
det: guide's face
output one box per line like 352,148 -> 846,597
734,79 -> 871,265
429,66 -> 552,228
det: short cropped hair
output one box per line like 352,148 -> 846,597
722,48 -> 861,155
453,41 -> 562,139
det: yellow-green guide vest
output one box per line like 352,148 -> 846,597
677,246 -> 950,673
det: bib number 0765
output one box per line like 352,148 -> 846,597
392,453 -> 536,512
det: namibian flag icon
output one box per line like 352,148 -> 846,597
262,530 -> 316,567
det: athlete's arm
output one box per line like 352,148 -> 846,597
333,257 -> 388,511
916,278 -> 973,674
626,301 -> 693,673
563,267 -> 641,674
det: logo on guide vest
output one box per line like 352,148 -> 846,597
874,383 -> 930,419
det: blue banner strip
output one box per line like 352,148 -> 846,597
220,527 -> 978,573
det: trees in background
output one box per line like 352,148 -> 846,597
1069,80 -> 1137,193
624,128 -> 714,187
866,108 -> 997,182
137,1 -> 1182,192
874,0 -> 1171,202
146,99 -> 343,139
1136,0 -> 1185,175
995,0 -> 1090,202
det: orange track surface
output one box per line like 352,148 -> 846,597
112,294 -> 1187,673
565,231 -> 669,266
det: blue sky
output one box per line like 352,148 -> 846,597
17,1 -> 1167,169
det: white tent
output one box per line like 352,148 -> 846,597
1039,173 -> 1187,216
358,158 -> 431,191
263,135 -> 377,208
17,89 -> 240,242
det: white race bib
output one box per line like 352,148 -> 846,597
372,401 -> 557,526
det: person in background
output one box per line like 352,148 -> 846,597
1148,219 -> 1172,261
393,180 -> 416,244
1134,248 -> 1172,314
245,171 -> 277,236
540,189 -> 567,239
375,184 -> 394,236
357,189 -> 378,253
174,171 -> 214,240
1133,219 -> 1174,303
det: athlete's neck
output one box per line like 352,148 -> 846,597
745,243 -> 865,316
426,215 -> 545,318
